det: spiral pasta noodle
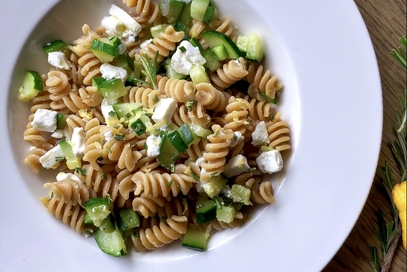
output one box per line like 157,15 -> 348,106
139,25 -> 184,62
201,124 -> 234,182
265,112 -> 291,152
246,61 -> 283,99
209,57 -> 248,90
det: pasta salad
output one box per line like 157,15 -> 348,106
18,0 -> 290,256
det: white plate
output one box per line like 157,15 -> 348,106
0,0 -> 382,271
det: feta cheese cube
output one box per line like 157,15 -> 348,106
39,144 -> 64,169
70,127 -> 86,158
223,154 -> 251,177
146,134 -> 161,157
171,40 -> 206,75
251,121 -> 270,146
32,109 -> 58,132
256,150 -> 284,174
101,4 -> 142,43
48,51 -> 70,70
152,98 -> 177,126
230,131 -> 244,147
56,172 -> 82,183
100,63 -> 128,82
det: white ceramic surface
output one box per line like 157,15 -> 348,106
0,0 -> 382,271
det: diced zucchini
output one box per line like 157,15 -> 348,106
246,33 -> 265,62
168,129 -> 188,153
190,123 -> 212,139
90,39 -> 118,63
190,0 -> 210,21
189,38 -> 204,53
182,227 -> 208,251
98,78 -> 128,102
94,225 -> 127,257
179,123 -> 200,145
177,0 -> 193,28
112,102 -> 142,119
202,48 -> 220,72
84,212 -> 94,225
203,6 -> 217,24
18,70 -> 43,102
43,40 -> 68,54
117,209 -> 141,232
201,30 -> 243,59
230,184 -> 251,205
196,199 -> 217,223
58,140 -> 81,170
56,112 -> 68,130
216,205 -> 235,223
83,197 -> 112,227
202,174 -> 227,198
160,1 -> 184,24
190,64 -> 210,84
111,53 -> 134,74
211,44 -> 228,61
157,132 -> 180,171
98,216 -> 115,233
130,118 -> 147,136
92,77 -> 106,88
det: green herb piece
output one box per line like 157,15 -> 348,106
75,167 -> 87,176
186,99 -> 197,111
113,134 -> 125,141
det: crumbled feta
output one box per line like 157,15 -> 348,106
48,51 -> 70,70
101,4 -> 142,43
146,134 -> 161,157
251,121 -> 270,146
51,126 -> 71,139
32,109 -> 58,133
223,154 -> 251,177
56,172 -> 82,183
104,129 -> 114,141
230,131 -> 244,147
70,127 -> 86,158
152,98 -> 177,126
100,63 -> 128,82
140,39 -> 153,50
101,99 -> 118,126
171,40 -> 206,75
256,150 -> 284,174
39,144 -> 64,169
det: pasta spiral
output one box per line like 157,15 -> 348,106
131,171 -> 196,198
139,25 -> 184,62
132,215 -> 188,251
46,71 -> 71,113
40,195 -> 86,233
224,96 -> 250,135
265,112 -> 291,152
127,86 -> 163,109
200,124 -> 234,182
123,0 -> 161,26
156,76 -> 195,103
209,58 -> 248,90
250,179 -> 276,204
43,178 -> 96,206
246,62 -> 283,99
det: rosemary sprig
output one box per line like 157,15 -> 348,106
390,35 -> 406,70
370,36 -> 406,272
133,52 -> 159,89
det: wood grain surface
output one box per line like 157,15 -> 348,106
323,0 -> 406,271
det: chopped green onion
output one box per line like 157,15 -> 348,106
179,46 -> 187,53
186,99 -> 197,111
113,134 -> 125,141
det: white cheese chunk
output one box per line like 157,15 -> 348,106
146,134 -> 161,157
32,109 -> 58,133
230,131 -> 244,147
100,63 -> 128,82
256,150 -> 284,174
101,4 -> 142,43
223,154 -> 251,177
171,40 -> 206,75
70,127 -> 86,158
101,99 -> 118,126
251,121 -> 270,146
56,172 -> 82,183
151,98 -> 177,126
48,51 -> 70,70
39,144 -> 64,169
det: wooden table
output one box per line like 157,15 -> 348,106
323,0 -> 406,271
